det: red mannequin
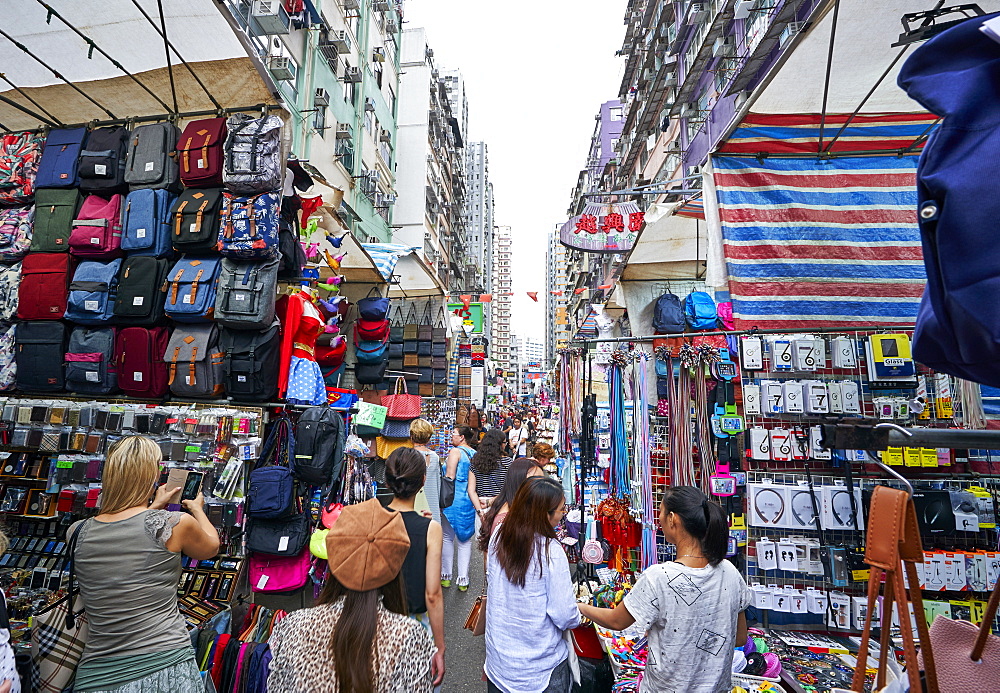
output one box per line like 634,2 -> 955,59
277,290 -> 327,403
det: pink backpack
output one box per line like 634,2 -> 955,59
69,194 -> 123,259
716,301 -> 735,330
248,548 -> 311,592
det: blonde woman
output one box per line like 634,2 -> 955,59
69,436 -> 220,693
411,418 -> 442,525
0,528 -> 16,693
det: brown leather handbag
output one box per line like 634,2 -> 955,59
851,484 -> 938,693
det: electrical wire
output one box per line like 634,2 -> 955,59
30,1 -> 173,114
0,72 -> 63,125
0,26 -> 116,119
126,0 -> 222,110
816,0 -> 842,153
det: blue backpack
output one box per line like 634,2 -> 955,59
164,256 -> 221,322
66,259 -> 122,324
652,292 -> 685,334
218,191 -> 280,260
122,188 -> 175,256
684,292 -> 717,330
35,127 -> 88,189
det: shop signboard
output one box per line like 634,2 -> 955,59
448,302 -> 484,333
559,201 -> 645,253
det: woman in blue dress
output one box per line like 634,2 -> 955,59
441,426 -> 477,591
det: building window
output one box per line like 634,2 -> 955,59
344,81 -> 358,106
610,107 -> 623,121
313,106 -> 327,134
364,109 -> 375,136
375,63 -> 384,89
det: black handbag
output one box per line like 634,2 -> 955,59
380,418 -> 412,439
431,306 -> 447,343
403,340 -> 418,354
432,342 -> 447,357
440,474 -> 455,509
388,342 -> 404,358
355,359 -> 388,384
417,341 -> 432,356
389,305 -> 405,344
246,512 -> 310,556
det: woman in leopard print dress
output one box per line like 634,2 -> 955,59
267,499 -> 436,693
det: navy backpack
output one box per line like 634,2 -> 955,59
652,292 -> 685,334
122,188 -> 175,256
35,127 -> 88,189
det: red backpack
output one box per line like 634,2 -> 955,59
17,253 -> 75,320
176,118 -> 227,188
70,194 -> 123,259
115,327 -> 170,398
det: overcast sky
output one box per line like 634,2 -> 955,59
403,1 -> 627,343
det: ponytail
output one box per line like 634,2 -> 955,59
662,486 -> 728,566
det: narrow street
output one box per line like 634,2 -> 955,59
441,544 -> 487,691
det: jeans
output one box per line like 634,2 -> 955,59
441,515 -> 472,585
486,658 -> 572,693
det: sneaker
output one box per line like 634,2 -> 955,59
457,583 -> 469,592
440,579 -> 451,588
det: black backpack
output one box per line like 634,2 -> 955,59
293,407 -> 345,486
15,322 -> 66,392
78,126 -> 129,194
652,292 -> 685,334
219,322 -> 281,401
113,256 -> 169,325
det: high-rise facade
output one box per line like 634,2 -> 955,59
464,142 -> 494,294
545,226 -> 570,367
491,225 -> 514,379
395,28 -> 467,291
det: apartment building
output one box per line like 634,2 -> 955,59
220,0 -> 403,242
545,227 -> 570,366
395,28 -> 468,291
491,225 -> 514,378
464,142 -> 494,296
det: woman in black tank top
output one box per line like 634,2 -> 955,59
386,448 -> 446,687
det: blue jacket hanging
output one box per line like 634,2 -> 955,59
898,12 -> 1000,387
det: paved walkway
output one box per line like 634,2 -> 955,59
440,543 -> 487,691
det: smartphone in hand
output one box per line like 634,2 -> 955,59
181,472 -> 203,502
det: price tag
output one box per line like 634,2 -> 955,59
144,161 -> 155,172
132,296 -> 144,306
56,459 -> 75,469
278,536 -> 289,552
197,159 -> 206,169
189,222 -> 198,233
84,300 -> 99,311
256,574 -> 269,589
94,164 -> 107,175
133,371 -> 143,381
185,375 -> 192,385
136,228 -> 146,238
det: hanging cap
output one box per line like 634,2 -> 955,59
325,499 -> 410,591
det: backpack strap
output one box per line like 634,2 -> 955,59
182,136 -> 193,173
223,195 -> 234,239
169,346 -> 180,384
246,198 -> 257,240
201,133 -> 212,170
170,268 -> 185,306
194,200 -> 209,234
174,200 -> 189,237
190,269 -> 204,307
189,346 -> 198,386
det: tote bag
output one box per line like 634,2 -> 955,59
382,377 -> 421,420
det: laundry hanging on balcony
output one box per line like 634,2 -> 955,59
559,201 -> 645,253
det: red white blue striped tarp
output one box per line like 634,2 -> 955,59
712,154 -> 926,330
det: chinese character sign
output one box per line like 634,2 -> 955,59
560,202 -> 645,253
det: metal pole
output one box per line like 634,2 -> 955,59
570,324 -> 915,345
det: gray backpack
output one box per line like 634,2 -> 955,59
223,114 -> 284,194
65,326 -> 118,395
163,323 -> 224,398
125,123 -> 181,193
214,257 -> 279,330
0,262 -> 20,323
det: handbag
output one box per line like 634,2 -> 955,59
464,593 -> 487,636
354,332 -> 389,363
432,341 -> 448,357
439,473 -> 455,508
915,562 -> 1000,689
356,319 -> 390,341
380,418 -> 412,439
431,306 -> 447,343
403,353 -> 419,368
417,301 -> 433,341
246,512 -> 311,556
359,388 -> 382,405
418,382 -> 433,396
32,522 -> 89,693
248,548 -> 311,592
417,341 -> 432,356
402,304 -> 418,340
852,484 -> 938,693
355,359 -> 388,384
357,290 -> 390,321
382,377 -> 422,420
247,418 -> 296,519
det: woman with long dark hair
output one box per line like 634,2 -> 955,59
579,486 -> 751,693
468,429 -> 512,513
385,448 -> 446,687
440,426 -> 477,591
478,457 -> 544,552
485,477 -> 579,693
268,499 -> 435,692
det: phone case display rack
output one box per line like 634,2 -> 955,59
0,394 -> 266,646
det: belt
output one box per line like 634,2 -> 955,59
293,342 -> 315,356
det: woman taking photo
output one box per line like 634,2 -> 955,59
478,457 -> 544,550
70,436 -> 220,693
486,476 -> 579,693
468,429 -> 512,514
268,499 -> 436,692
385,447 -> 446,688
579,486 -> 751,693
410,418 -> 441,524
440,426 -> 477,591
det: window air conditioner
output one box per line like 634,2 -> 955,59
379,129 -> 392,143
385,18 -> 399,34
252,0 -> 290,35
343,0 -> 360,10
313,88 -> 330,106
365,97 -> 376,112
343,66 -> 363,83
679,102 -> 696,118
713,37 -> 734,57
267,56 -> 296,81
374,0 -> 392,11
326,30 -> 352,54
780,21 -> 807,46
372,47 -> 386,62
688,3 -> 708,22
336,123 -> 354,139
734,0 -> 754,20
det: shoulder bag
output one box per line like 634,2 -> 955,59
247,417 -> 296,519
382,377 -> 421,420
32,521 -> 89,693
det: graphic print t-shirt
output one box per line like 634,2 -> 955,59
623,560 -> 751,693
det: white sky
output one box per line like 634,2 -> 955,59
402,0 -> 627,342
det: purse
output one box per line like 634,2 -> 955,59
246,512 -> 311,556
32,521 -> 89,693
359,388 -> 382,405
382,377 -> 422,420
357,290 -> 390,321
354,332 -> 389,363
248,548 -> 311,592
852,484 -> 938,693
440,473 -> 455,508
464,593 -> 487,636
403,353 -> 419,367
419,382 -> 433,396
247,418 -> 296,519
356,318 -> 390,341
417,301 -> 433,341
431,306 -> 447,343
402,304 -> 418,341
355,359 -> 388,384
380,418 -> 412,439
